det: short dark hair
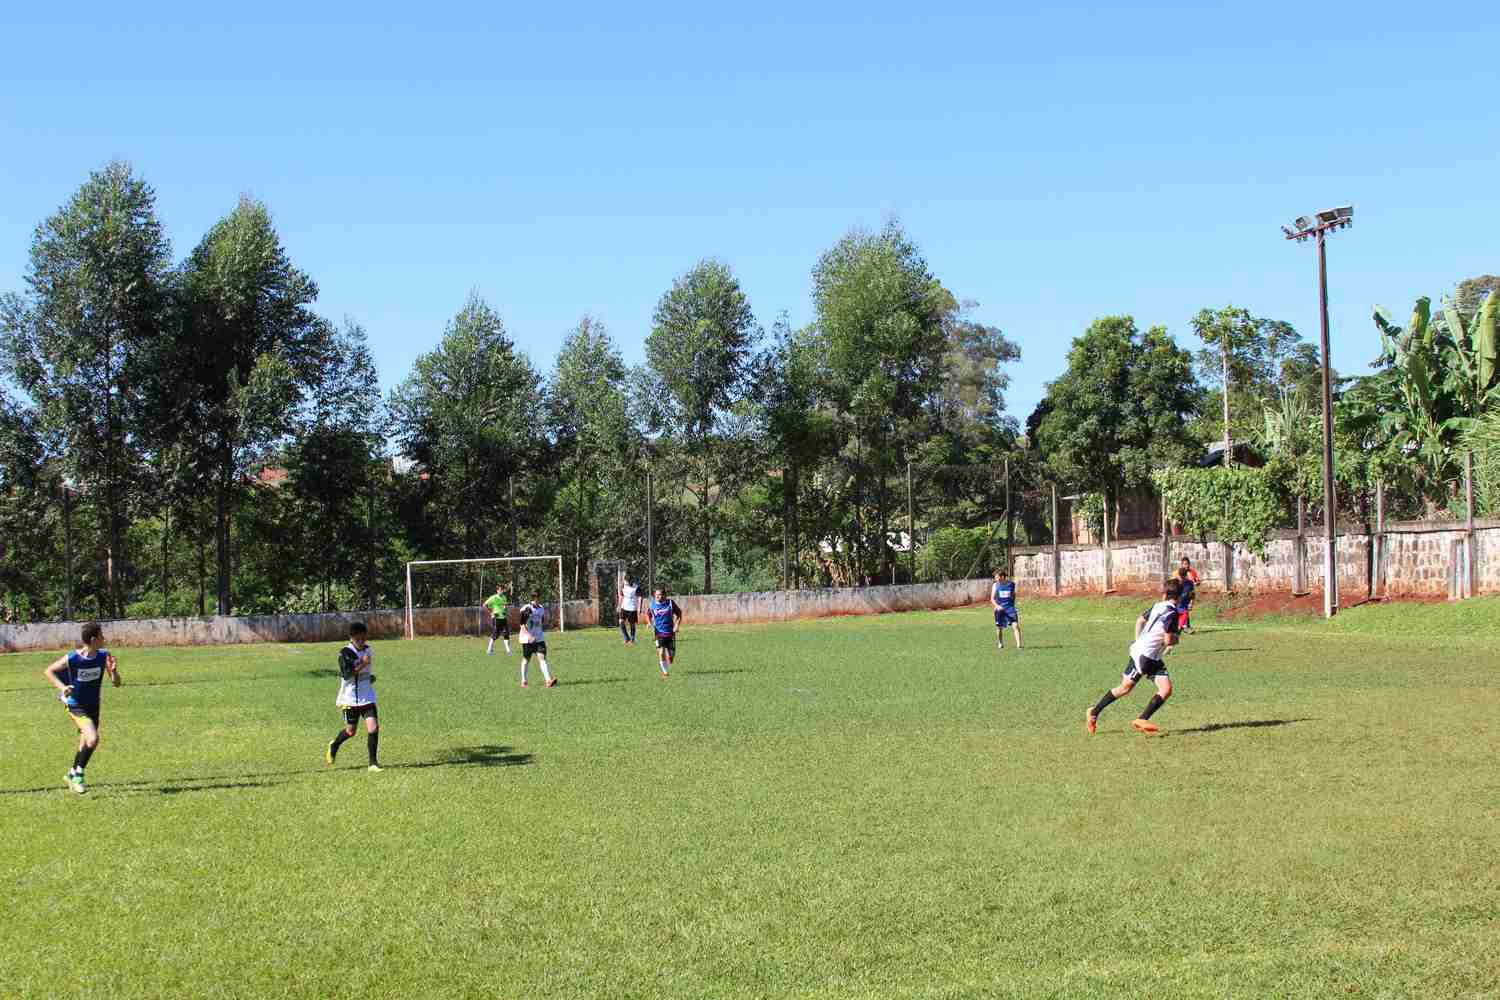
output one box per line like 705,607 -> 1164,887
1163,578 -> 1182,600
81,621 -> 103,644
531,589 -> 541,600
349,621 -> 369,638
1180,556 -> 1192,565
996,568 -> 1009,578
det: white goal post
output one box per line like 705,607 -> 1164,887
404,556 -> 565,640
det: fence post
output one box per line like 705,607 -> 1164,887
1373,480 -> 1384,600
1160,500 -> 1170,581
1102,492 -> 1114,593
1293,496 -> 1307,596
62,482 -> 74,621
508,475 -> 518,557
1050,483 -> 1061,596
1465,451 -> 1475,600
646,468 -> 655,596
1004,457 -> 1013,574
906,461 -> 915,584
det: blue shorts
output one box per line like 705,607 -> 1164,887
994,607 -> 1018,627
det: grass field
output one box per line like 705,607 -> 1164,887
3,597 -> 1498,999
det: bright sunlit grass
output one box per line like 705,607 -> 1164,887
3,596 -> 1498,998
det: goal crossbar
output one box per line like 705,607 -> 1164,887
404,555 -> 565,639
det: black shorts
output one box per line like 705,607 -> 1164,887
491,616 -> 510,639
65,704 -> 100,729
1123,655 -> 1168,683
654,635 -> 676,655
522,641 -> 547,659
620,609 -> 638,625
342,703 -> 378,727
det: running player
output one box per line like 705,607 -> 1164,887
991,568 -> 1022,650
1085,577 -> 1182,736
517,590 -> 558,688
1177,559 -> 1199,633
618,574 -> 641,646
43,621 -> 121,795
326,621 -> 382,771
484,583 -> 512,655
648,586 -> 683,678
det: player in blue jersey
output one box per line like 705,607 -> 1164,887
648,586 -> 683,678
991,568 -> 1023,651
1085,577 -> 1182,735
43,621 -> 121,795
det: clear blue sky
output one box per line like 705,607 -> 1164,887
2,2 -> 1496,426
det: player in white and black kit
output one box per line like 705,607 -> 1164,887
1085,577 -> 1182,735
618,574 -> 641,645
326,621 -> 383,771
518,590 -> 558,688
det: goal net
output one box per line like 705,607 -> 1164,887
404,556 -> 565,639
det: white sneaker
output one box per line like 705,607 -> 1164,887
368,763 -> 383,773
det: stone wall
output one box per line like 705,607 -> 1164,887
1009,520 -> 1500,599
0,581 -> 989,653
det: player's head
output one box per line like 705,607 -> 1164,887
1180,556 -> 1192,568
1162,578 -> 1182,600
349,621 -> 369,646
654,586 -> 665,601
994,568 -> 1008,580
531,589 -> 541,602
81,621 -> 103,646
495,582 -> 504,594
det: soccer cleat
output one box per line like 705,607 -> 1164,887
520,680 -> 528,688
545,677 -> 558,688
325,740 -> 338,766
367,763 -> 383,773
1131,719 -> 1160,734
1085,710 -> 1097,735
67,771 -> 87,794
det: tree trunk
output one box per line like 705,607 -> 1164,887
1222,336 -> 1233,469
215,464 -> 232,616
702,444 -> 713,595
161,500 -> 171,616
197,500 -> 207,616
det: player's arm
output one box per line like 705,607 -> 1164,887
106,652 -> 122,686
43,653 -> 71,695
672,601 -> 684,629
1134,612 -> 1147,640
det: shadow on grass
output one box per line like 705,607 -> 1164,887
393,744 -> 533,770
562,676 -> 634,687
1173,718 -> 1311,736
1190,647 -> 1257,654
684,668 -> 750,678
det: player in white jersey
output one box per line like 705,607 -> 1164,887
618,574 -> 642,645
1085,578 -> 1182,735
326,621 -> 383,771
517,590 -> 558,688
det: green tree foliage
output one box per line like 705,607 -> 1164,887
390,293 -> 542,560
1152,466 -> 1282,558
1189,305 -> 1320,456
0,161 -> 171,616
643,259 -> 759,594
1036,316 -> 1199,512
1465,407 -> 1500,517
170,196 -> 324,614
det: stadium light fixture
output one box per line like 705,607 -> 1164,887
1283,205 -> 1354,619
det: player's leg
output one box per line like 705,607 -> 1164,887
994,610 -> 1004,649
67,712 -> 99,792
487,617 -> 498,655
364,709 -> 382,770
628,611 -> 637,644
520,645 -> 530,687
537,642 -> 556,687
1132,674 -> 1172,734
327,712 -> 358,765
619,612 -> 630,644
656,638 -> 669,677
1086,662 -> 1138,733
1010,613 -> 1023,650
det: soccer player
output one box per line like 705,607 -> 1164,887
1177,559 -> 1199,633
517,590 -> 557,688
326,621 -> 382,772
618,574 -> 641,645
1085,577 -> 1182,736
991,568 -> 1022,650
647,586 -> 683,678
43,621 -> 121,795
484,583 -> 512,656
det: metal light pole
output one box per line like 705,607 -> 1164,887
1283,205 -> 1353,618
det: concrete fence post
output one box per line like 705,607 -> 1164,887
1102,492 -> 1114,593
1373,481 -> 1385,600
1465,451 -> 1476,600
1293,496 -> 1307,596
1050,484 -> 1061,596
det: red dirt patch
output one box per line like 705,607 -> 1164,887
1216,590 -> 1447,620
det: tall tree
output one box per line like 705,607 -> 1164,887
390,293 -> 542,560
1190,306 -> 1320,462
1037,316 -> 1200,518
643,259 -> 758,594
1,161 -> 171,616
811,222 -> 948,582
172,196 -> 323,614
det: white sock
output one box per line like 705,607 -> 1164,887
660,659 -> 669,675
503,640 -> 512,654
520,662 -> 527,684
487,638 -> 494,654
538,657 -> 552,682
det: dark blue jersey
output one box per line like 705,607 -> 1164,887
64,649 -> 109,710
1177,577 -> 1196,607
649,599 -> 680,637
992,581 -> 1016,610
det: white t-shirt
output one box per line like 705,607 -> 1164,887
519,603 -> 546,643
1129,600 -> 1181,662
619,583 -> 640,611
335,642 -> 376,707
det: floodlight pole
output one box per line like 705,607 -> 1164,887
1284,208 -> 1350,619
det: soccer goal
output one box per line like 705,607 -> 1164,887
404,556 -> 565,640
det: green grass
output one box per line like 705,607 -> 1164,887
2,597 -> 1498,999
